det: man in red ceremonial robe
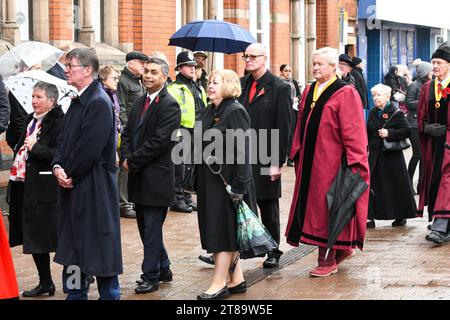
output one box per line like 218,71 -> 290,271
285,47 -> 370,277
417,42 -> 450,245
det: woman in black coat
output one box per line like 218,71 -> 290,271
196,69 -> 257,300
367,84 -> 417,228
8,82 -> 63,297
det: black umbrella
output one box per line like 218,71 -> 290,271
325,154 -> 368,259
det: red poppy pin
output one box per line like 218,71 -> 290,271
257,88 -> 265,97
382,113 -> 389,119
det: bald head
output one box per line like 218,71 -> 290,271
244,42 -> 268,77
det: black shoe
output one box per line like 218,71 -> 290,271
187,202 -> 197,211
287,160 -> 294,167
228,281 -> 247,294
197,286 -> 229,300
135,280 -> 159,294
170,203 -> 193,213
198,255 -> 214,265
263,253 -> 280,268
367,220 -> 375,229
159,269 -> 173,283
136,269 -> 173,285
392,219 -> 407,227
425,231 -> 446,245
120,208 -> 136,219
22,283 -> 55,297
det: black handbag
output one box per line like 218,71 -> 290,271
381,109 -> 411,152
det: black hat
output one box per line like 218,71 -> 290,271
339,54 -> 352,66
352,56 -> 362,67
432,42 -> 450,63
176,51 -> 197,70
126,51 -> 149,62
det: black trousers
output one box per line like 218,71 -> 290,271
174,138 -> 193,206
257,199 -> 282,254
32,253 -> 53,285
407,128 -> 423,190
135,205 -> 170,281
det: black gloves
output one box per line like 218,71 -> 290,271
229,191 -> 244,205
424,122 -> 447,137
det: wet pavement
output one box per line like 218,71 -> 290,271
6,148 -> 450,300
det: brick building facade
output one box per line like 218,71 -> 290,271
1,0 -> 315,83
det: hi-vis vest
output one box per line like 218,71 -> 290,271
167,81 -> 207,129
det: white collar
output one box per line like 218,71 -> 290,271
77,85 -> 90,97
438,73 -> 450,85
317,77 -> 334,94
147,86 -> 164,103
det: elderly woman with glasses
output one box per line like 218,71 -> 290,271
366,83 -> 417,229
8,81 -> 64,298
99,65 -> 122,143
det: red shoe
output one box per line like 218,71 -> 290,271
335,249 -> 355,265
309,264 -> 338,277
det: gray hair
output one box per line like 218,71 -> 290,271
66,48 -> 99,78
147,54 -> 170,77
371,83 -> 392,97
33,81 -> 59,106
312,47 -> 339,67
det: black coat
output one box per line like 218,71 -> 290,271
8,107 -> 63,253
121,87 -> 181,207
6,92 -> 28,150
117,67 -> 146,127
0,75 -> 10,134
196,98 -> 257,253
47,64 -> 67,80
351,67 -> 368,108
239,71 -> 292,199
405,78 -> 426,128
367,102 -> 417,220
52,81 -> 122,277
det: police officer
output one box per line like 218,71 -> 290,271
167,51 -> 207,213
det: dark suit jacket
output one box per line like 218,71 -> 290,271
47,63 -> 67,80
239,70 -> 292,199
121,86 -> 181,207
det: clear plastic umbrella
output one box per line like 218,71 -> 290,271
0,41 -> 64,79
4,70 -> 77,114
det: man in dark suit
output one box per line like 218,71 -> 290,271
121,55 -> 181,294
52,48 -> 122,300
239,43 -> 292,268
47,45 -> 69,80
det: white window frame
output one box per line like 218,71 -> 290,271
249,0 -> 270,67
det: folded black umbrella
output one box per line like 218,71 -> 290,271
325,154 -> 368,258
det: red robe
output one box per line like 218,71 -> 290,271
285,81 -> 370,251
0,215 -> 19,299
417,80 -> 450,218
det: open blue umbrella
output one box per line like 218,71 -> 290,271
168,19 -> 256,54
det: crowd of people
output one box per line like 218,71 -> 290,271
1,39 -> 449,300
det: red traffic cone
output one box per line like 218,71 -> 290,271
0,210 -> 19,300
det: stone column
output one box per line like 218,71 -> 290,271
103,0 -> 119,47
79,0 -> 96,47
186,0 -> 196,23
207,0 -> 216,19
3,0 -> 20,45
291,0 -> 300,82
306,0 -> 316,82
32,0 -> 50,43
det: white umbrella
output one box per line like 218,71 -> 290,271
4,70 -> 78,114
0,41 -> 64,79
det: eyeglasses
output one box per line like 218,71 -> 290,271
64,63 -> 87,70
241,54 -> 265,61
109,76 -> 120,82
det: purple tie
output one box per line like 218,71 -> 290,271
28,119 -> 37,135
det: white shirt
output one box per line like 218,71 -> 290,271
438,73 -> 450,87
317,77 -> 335,96
146,86 -> 164,104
